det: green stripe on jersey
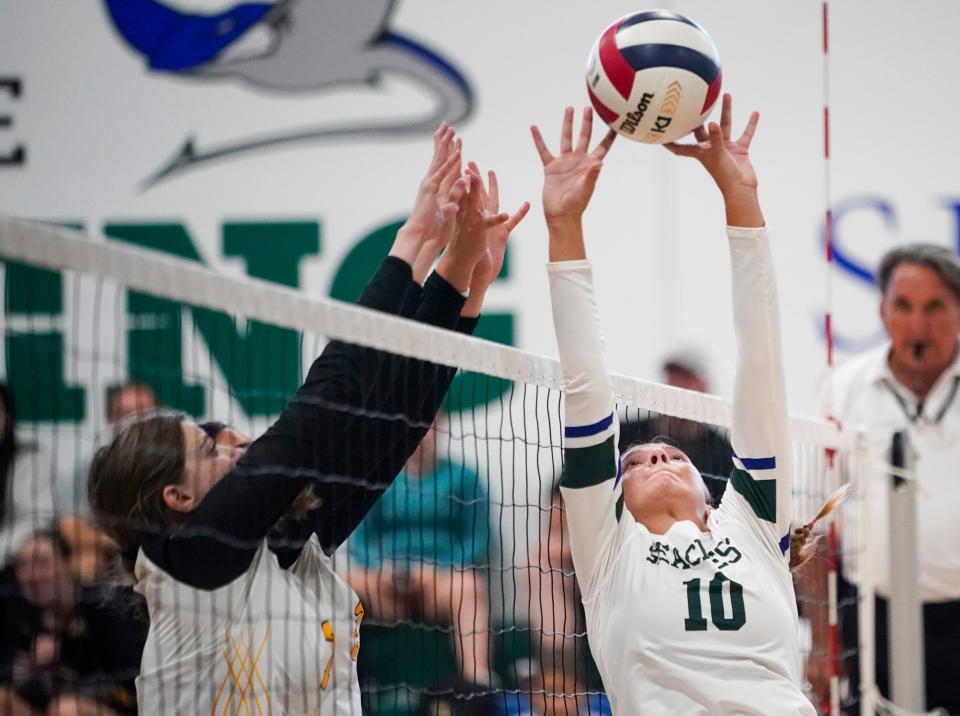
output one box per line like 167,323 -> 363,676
730,467 -> 776,522
561,436 -> 617,489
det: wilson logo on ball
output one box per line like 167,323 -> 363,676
644,80 -> 683,141
586,10 -> 722,144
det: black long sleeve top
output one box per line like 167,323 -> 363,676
141,258 -> 477,590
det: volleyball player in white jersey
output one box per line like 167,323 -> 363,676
531,95 -> 816,715
87,125 -> 529,716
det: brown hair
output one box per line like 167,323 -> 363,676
789,485 -> 849,571
88,411 -> 186,566
788,524 -> 815,571
878,244 -> 960,303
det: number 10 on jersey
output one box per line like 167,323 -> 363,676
683,572 -> 746,631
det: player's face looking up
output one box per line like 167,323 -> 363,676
166,421 -> 246,514
881,261 -> 960,383
620,443 -> 711,532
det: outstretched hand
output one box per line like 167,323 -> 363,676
408,123 -> 464,236
436,171 -> 511,295
391,123 -> 466,273
665,94 -> 764,227
466,162 -> 530,292
531,107 -> 616,226
664,93 -> 759,195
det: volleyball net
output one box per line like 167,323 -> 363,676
0,217 -> 877,715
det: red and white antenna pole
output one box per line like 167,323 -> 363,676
822,0 -> 835,384
821,3 -> 841,715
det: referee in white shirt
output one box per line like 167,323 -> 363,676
808,244 -> 960,714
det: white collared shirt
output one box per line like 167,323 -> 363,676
822,340 -> 960,602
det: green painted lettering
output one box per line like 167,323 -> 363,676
4,253 -> 85,421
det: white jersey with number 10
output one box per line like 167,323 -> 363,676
549,227 -> 815,715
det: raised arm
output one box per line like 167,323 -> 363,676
263,152 -> 529,559
667,94 -> 791,547
726,226 -> 791,541
533,107 -> 623,597
152,134 -> 527,585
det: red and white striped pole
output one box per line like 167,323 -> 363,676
827,521 -> 841,714
822,0 -> 835,382
821,3 -> 842,715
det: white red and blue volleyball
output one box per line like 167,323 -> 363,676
586,10 -> 722,144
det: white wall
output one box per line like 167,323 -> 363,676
2,0 -> 958,412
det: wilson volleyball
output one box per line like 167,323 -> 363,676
586,10 -> 722,144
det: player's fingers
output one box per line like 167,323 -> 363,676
505,201 -> 531,231
447,176 -> 469,206
487,171 -> 500,212
482,212 -> 510,228
663,142 -> 698,157
469,162 -> 490,205
432,122 -> 448,154
428,126 -> 454,173
463,170 -> 481,194
432,147 -> 462,189
576,107 -> 593,153
738,111 -> 760,148
693,124 -> 709,143
438,144 -> 462,195
720,93 -> 732,141
706,122 -> 723,152
592,129 -> 616,160
439,201 -> 460,221
440,125 -> 455,151
530,125 -> 553,165
560,106 -> 574,154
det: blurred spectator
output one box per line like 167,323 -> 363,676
804,244 -> 960,714
0,529 -> 144,715
525,487 -> 611,716
71,381 -> 159,513
618,350 -> 732,499
104,383 -> 157,425
0,384 -> 55,566
347,412 -> 493,694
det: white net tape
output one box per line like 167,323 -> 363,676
0,217 -> 858,451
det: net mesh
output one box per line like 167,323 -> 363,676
0,218 -> 870,715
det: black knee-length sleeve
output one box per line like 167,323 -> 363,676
142,258 -> 472,589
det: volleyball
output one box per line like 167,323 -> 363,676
586,10 -> 722,144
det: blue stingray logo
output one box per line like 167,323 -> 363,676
104,0 -> 474,187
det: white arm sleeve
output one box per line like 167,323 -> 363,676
718,226 -> 793,553
548,260 -> 625,599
